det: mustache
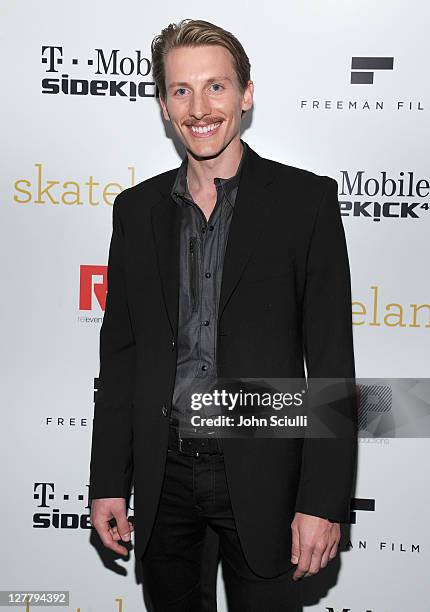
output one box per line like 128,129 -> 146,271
184,119 -> 223,127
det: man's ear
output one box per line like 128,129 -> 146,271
159,95 -> 171,122
241,80 -> 254,114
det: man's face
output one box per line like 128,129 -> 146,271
159,45 -> 253,159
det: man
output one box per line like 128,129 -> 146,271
89,19 -> 358,612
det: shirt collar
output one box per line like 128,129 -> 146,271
171,139 -> 248,207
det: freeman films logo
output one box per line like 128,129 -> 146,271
338,170 -> 430,221
350,56 -> 394,84
41,45 -> 157,102
300,55 -> 425,112
349,497 -> 375,525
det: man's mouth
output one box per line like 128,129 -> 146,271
186,122 -> 222,138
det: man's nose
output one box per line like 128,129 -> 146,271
189,92 -> 211,118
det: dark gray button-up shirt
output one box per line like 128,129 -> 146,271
169,139 -> 248,437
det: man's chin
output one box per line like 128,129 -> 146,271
182,134 -> 237,162
185,140 -> 226,161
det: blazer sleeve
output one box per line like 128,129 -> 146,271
294,176 -> 358,523
88,190 -> 136,501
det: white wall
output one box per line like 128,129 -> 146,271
1,1 -> 429,610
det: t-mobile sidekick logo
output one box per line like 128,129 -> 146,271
41,45 -> 157,101
339,171 -> 430,220
33,482 -> 134,530
79,265 -> 107,311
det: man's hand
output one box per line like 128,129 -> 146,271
90,497 -> 134,556
291,511 -> 340,580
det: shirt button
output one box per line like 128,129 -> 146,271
161,404 -> 168,417
202,320 -> 210,326
205,272 -> 211,278
171,339 -> 176,350
201,365 -> 208,371
209,225 -> 214,231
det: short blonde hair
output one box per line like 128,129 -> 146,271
151,19 -> 251,100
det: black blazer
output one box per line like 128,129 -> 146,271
89,142 -> 358,578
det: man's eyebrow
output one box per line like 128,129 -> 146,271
167,76 -> 232,90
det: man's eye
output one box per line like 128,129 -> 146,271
210,83 -> 224,92
175,88 -> 187,96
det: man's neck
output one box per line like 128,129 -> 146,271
186,136 -> 243,194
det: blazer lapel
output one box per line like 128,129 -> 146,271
217,144 -> 275,321
150,143 -> 276,339
150,187 -> 182,338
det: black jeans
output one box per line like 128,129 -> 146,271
141,447 -> 302,611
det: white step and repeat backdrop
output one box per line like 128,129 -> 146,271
2,0 -> 429,610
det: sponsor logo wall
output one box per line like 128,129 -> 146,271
2,0 -> 428,610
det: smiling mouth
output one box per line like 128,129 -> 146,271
187,122 -> 222,138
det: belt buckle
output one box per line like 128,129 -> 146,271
179,436 -> 199,457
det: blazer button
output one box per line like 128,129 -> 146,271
161,404 -> 168,417
171,339 -> 175,351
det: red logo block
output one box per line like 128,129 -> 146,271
79,265 -> 107,311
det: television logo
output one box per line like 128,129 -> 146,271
79,265 -> 107,311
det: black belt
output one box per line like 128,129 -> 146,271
168,425 -> 223,457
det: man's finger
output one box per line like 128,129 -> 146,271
110,522 -> 134,542
292,545 -> 312,580
110,521 -> 135,535
290,523 -> 300,564
328,536 -> 339,560
320,542 -> 332,568
306,544 -> 326,576
114,512 -> 133,542
94,520 -> 129,556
